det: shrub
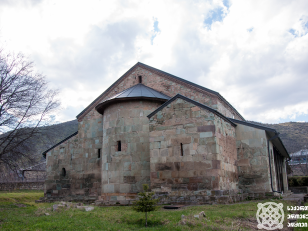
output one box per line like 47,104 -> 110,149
288,176 -> 308,187
132,184 -> 158,227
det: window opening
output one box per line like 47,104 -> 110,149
117,141 -> 121,151
180,143 -> 184,156
61,168 -> 66,177
98,148 -> 101,158
138,76 -> 142,83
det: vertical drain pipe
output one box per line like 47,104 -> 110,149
267,133 -> 282,194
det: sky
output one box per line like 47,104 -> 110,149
0,0 -> 308,124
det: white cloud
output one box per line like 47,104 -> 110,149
1,0 -> 308,123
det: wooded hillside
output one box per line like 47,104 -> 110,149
248,121 -> 308,154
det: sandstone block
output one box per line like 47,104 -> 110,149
171,137 -> 191,145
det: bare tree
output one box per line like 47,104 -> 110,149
0,49 -> 60,172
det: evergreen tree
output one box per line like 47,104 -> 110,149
132,184 -> 158,227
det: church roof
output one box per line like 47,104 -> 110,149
76,62 -> 245,121
147,94 -> 237,127
95,83 -> 170,114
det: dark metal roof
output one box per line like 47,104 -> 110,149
95,84 -> 170,114
147,94 -> 237,127
229,118 -> 290,158
42,131 -> 78,157
76,62 -> 245,121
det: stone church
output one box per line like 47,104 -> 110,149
42,62 -> 290,204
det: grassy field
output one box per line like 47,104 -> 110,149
0,190 -> 299,230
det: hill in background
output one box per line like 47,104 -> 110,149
0,120 -> 78,180
36,119 -> 78,159
248,121 -> 308,154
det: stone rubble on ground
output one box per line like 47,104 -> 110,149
180,219 -> 186,225
199,211 -> 206,217
52,204 -> 58,211
193,211 -> 206,219
52,201 -> 94,212
85,207 -> 94,211
180,211 -> 206,225
77,205 -> 95,211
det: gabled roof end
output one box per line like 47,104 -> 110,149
147,94 -> 237,126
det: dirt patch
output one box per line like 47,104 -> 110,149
15,204 -> 27,208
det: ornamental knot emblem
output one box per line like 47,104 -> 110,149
256,202 -> 284,230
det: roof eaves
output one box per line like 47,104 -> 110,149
42,131 -> 78,157
147,94 -> 237,127
228,118 -> 277,132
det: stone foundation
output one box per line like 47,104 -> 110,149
39,189 -> 280,205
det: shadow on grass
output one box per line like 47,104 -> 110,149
0,202 -> 23,209
120,217 -> 165,228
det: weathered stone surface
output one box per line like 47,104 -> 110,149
149,97 -> 238,193
45,131 -> 102,199
101,100 -> 161,195
235,124 -> 272,193
197,125 -> 215,133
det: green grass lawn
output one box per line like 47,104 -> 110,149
0,190 -> 297,230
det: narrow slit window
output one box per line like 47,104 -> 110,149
138,76 -> 142,83
61,168 -> 66,177
98,148 -> 101,158
180,143 -> 184,156
117,141 -> 121,151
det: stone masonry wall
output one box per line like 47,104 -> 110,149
235,124 -> 271,193
148,98 -> 238,193
24,171 -> 46,181
73,65 -> 243,199
0,182 -> 44,191
100,100 -> 162,203
45,133 -> 101,199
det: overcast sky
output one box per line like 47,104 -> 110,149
0,0 -> 307,124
